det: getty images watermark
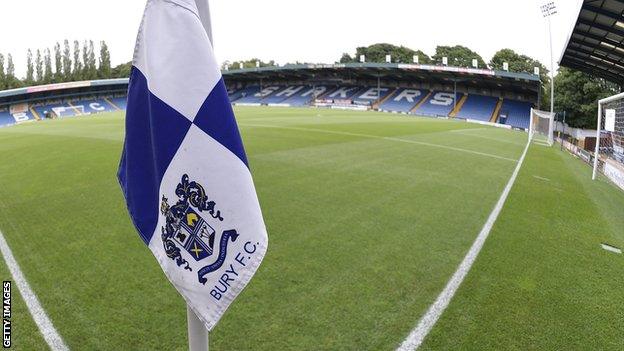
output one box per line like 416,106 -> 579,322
2,281 -> 10,348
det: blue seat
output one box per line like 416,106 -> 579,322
352,87 -> 393,105
455,94 -> 498,122
414,91 -> 458,117
499,100 -> 532,129
379,88 -> 427,113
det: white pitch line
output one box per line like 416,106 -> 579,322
397,140 -> 531,351
239,123 -> 518,162
0,229 -> 69,351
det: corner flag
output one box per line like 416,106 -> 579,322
118,0 -> 268,330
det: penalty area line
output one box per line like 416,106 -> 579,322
0,228 -> 69,351
397,140 -> 531,351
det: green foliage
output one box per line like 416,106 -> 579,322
25,49 -> 34,85
53,42 -> 62,82
35,49 -> 43,83
87,40 -> 97,79
5,54 -> 22,89
73,41 -> 82,81
342,43 -> 432,64
82,40 -> 89,80
98,41 -> 111,79
490,48 -> 547,78
43,48 -> 53,84
339,52 -> 353,63
432,45 -> 486,68
0,54 -> 5,90
222,58 -> 276,70
62,39 -> 72,80
552,67 -> 618,129
111,61 -> 131,78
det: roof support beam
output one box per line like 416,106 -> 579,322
568,37 -> 624,62
567,44 -> 624,68
572,29 -> 622,48
563,53 -> 624,81
562,60 -> 623,83
578,17 -> 624,39
583,3 -> 624,23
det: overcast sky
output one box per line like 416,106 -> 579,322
1,0 -> 582,78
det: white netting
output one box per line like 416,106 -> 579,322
594,94 -> 624,190
530,108 -> 555,146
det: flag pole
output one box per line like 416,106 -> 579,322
188,2 -> 212,350
187,305 -> 209,351
195,0 -> 213,46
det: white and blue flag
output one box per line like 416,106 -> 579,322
118,0 -> 268,330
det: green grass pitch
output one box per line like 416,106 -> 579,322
0,107 -> 622,350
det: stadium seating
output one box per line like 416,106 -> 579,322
262,86 -> 307,104
379,88 -> 427,113
29,97 -> 120,119
413,91 -> 458,117
0,109 -> 36,127
455,94 -> 499,121
499,99 -> 532,129
109,97 -> 127,110
230,86 -> 262,104
281,86 -> 329,106
323,86 -> 362,100
352,87 -> 393,105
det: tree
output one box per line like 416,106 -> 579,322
43,48 -> 53,84
82,40 -> 89,79
111,61 -> 132,78
86,40 -> 97,79
73,40 -> 82,80
6,54 -> 20,88
432,45 -> 486,68
339,53 -> 353,63
552,67 -> 618,129
98,41 -> 111,78
489,48 -> 547,80
340,43 -> 432,64
53,42 -> 62,82
222,58 -> 276,70
35,49 -> 43,83
62,39 -> 72,80
0,54 -> 5,90
26,49 -> 34,84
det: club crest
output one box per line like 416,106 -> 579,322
160,174 -> 239,284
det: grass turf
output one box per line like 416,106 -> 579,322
0,107 -> 621,350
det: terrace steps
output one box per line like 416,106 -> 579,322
373,88 -> 398,109
410,90 -> 432,113
449,94 -> 468,118
490,98 -> 503,123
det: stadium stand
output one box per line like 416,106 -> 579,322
281,86 -> 329,106
324,86 -> 362,100
455,94 -> 499,122
0,108 -> 36,127
108,97 -> 127,110
0,64 -> 539,130
262,86 -> 306,104
378,88 -> 427,113
231,86 -> 262,104
352,87 -> 394,105
498,99 -> 532,129
413,91 -> 457,117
